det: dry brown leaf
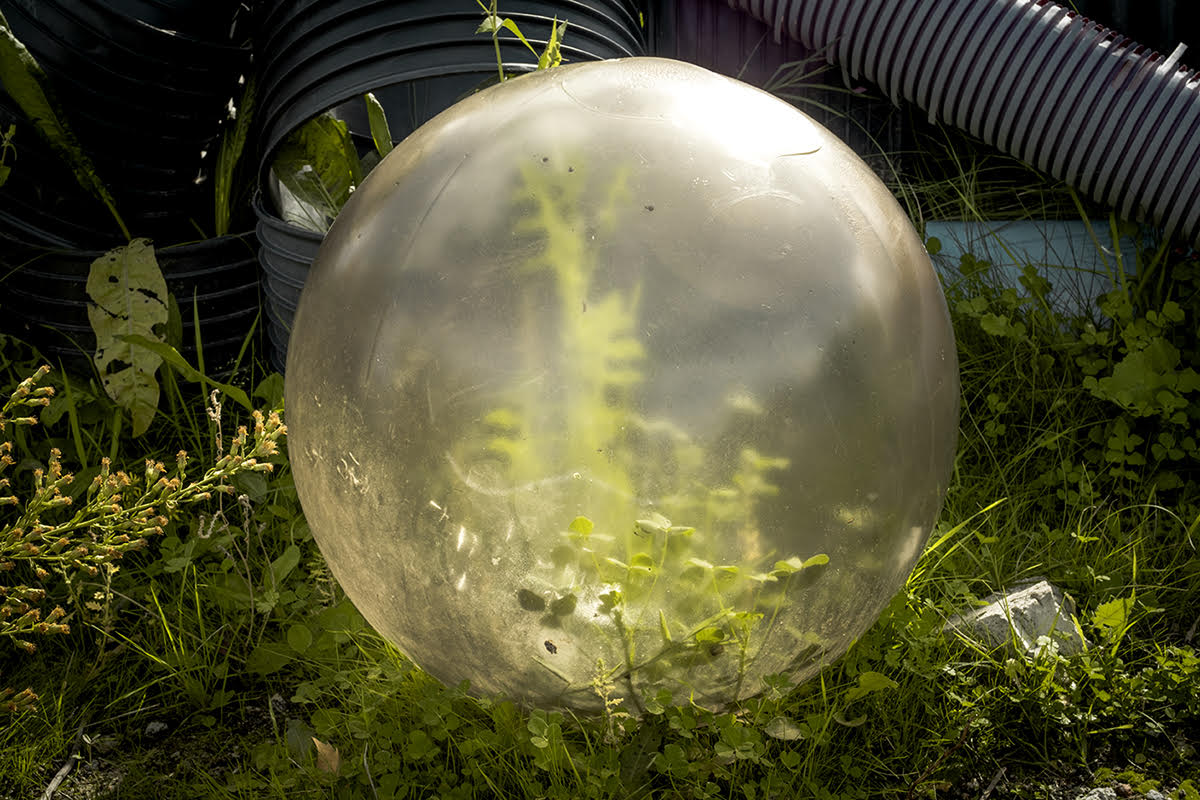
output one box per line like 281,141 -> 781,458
312,736 -> 341,774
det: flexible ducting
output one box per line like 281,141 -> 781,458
727,0 -> 1200,247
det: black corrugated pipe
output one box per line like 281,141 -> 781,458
727,0 -> 1200,247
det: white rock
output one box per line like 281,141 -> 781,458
947,578 -> 1089,657
1076,789 -> 1117,800
144,720 -> 169,737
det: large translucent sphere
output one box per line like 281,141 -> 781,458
286,58 -> 959,712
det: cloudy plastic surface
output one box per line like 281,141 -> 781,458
286,58 -> 959,712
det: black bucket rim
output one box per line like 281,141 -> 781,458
259,13 -> 641,102
5,2 -> 248,100
76,0 -> 249,45
258,45 -> 634,180
254,5 -> 644,176
258,2 -> 643,83
255,221 -> 324,263
73,0 -> 253,55
252,192 -> 326,245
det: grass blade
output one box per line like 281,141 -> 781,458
214,77 -> 255,237
364,92 -> 393,159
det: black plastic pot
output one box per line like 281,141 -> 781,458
0,233 -> 261,376
12,1 -> 248,98
0,104 -> 127,248
254,193 -> 322,374
0,0 -> 249,244
251,0 -> 646,372
92,0 -> 246,42
255,0 -> 646,180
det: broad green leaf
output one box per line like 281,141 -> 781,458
833,711 -> 868,727
246,640 -> 294,675
771,556 -> 806,575
1092,595 -> 1133,641
843,670 -> 898,703
87,240 -> 168,436
0,12 -> 127,238
630,552 -> 656,569
268,544 -> 302,586
567,516 -> 593,535
598,589 -> 623,611
121,334 -> 252,410
287,623 -> 313,653
214,77 -> 255,236
763,716 -> 804,741
364,92 -> 393,158
803,553 -> 830,568
271,112 -> 361,231
232,471 -> 268,501
285,719 -> 315,760
635,512 -> 671,537
253,373 -> 286,407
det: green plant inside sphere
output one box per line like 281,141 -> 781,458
286,57 -> 959,712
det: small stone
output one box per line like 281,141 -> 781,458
947,578 -> 1089,657
144,720 -> 168,737
1144,791 -> 1167,800
1077,789 -> 1117,800
1114,783 -> 1133,798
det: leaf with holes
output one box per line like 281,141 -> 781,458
86,239 -> 168,436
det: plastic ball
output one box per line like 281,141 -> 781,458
286,57 -> 959,712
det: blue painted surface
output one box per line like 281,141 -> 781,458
924,220 -> 1139,317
